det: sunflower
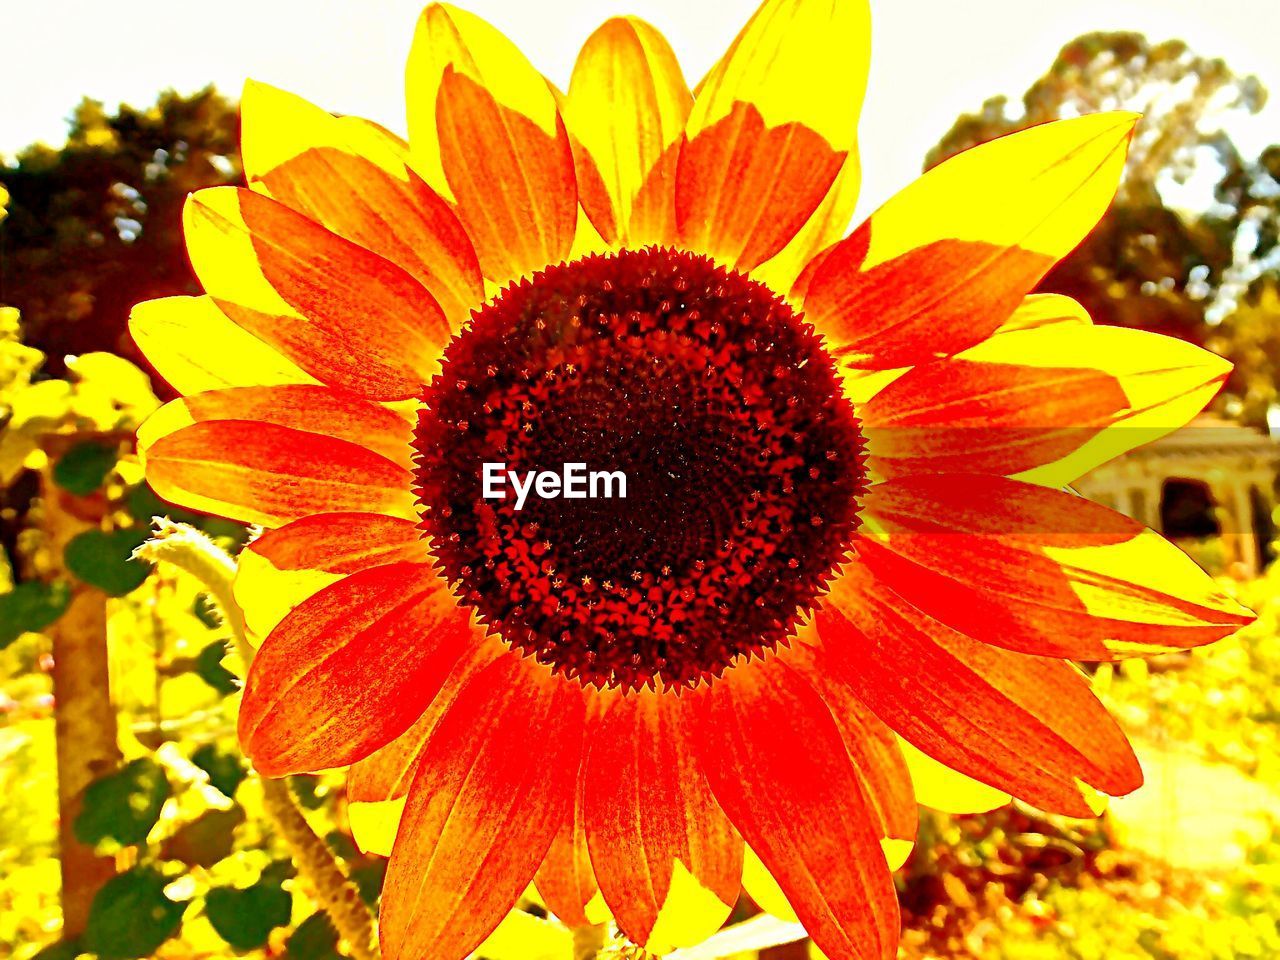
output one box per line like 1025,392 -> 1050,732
131,2 -> 1254,958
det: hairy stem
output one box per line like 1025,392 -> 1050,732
260,777 -> 379,960
138,520 -> 380,960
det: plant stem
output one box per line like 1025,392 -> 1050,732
138,520 -> 380,960
260,777 -> 379,960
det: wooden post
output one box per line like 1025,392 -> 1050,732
40,452 -> 122,939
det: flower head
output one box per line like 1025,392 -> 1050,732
131,2 -> 1253,958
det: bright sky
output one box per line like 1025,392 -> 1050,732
4,0 -> 1280,220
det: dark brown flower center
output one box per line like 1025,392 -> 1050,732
414,247 -> 866,691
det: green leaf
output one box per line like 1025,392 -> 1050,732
161,806 -> 245,868
290,774 -> 326,810
0,580 -> 71,648
194,639 -> 239,695
84,866 -> 186,959
52,441 -> 118,496
30,939 -> 81,960
193,592 -> 221,629
205,878 -> 292,951
286,913 -> 342,960
74,758 -> 171,847
64,526 -> 152,596
191,744 -> 247,800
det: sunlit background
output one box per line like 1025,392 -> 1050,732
3,2 -> 1280,959
6,0 -> 1280,217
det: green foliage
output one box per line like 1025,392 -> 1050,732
205,875 -> 293,951
160,806 -> 245,868
190,744 -> 247,800
51,440 -> 119,496
83,866 -> 187,959
195,639 -> 241,695
74,758 -> 171,847
63,525 -> 153,596
0,580 -> 70,648
286,913 -> 344,960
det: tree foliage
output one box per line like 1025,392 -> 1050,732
0,89 -> 240,373
926,32 -> 1280,421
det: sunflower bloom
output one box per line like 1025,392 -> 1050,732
131,2 -> 1253,958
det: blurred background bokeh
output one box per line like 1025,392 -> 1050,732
3,2 -> 1280,958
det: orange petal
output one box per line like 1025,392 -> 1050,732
347,637 -> 501,804
689,659 -> 899,960
241,81 -> 483,330
534,749 -> 604,927
755,152 -> 862,299
861,321 -> 1231,481
859,475 -> 1254,660
805,113 -> 1137,369
860,357 -> 1131,478
565,17 -> 691,247
233,512 -> 430,640
379,655 -> 584,960
436,68 -> 578,284
788,638 -> 917,857
820,561 -> 1143,816
129,296 -> 315,395
967,324 -> 1231,486
585,693 -> 741,951
138,384 -> 414,470
407,3 -> 577,282
141,420 -> 415,527
238,561 -> 470,777
677,0 -> 869,270
184,186 -> 450,401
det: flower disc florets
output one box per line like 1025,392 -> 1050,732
414,247 -> 867,691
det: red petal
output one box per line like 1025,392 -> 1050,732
789,640 -> 916,849
860,358 -> 1128,477
677,103 -> 844,271
238,562 -> 471,777
585,693 -> 742,947
152,384 -> 414,469
819,561 -> 1143,816
380,655 -> 585,960
241,82 -> 483,329
689,659 -> 899,960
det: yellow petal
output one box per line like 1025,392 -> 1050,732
955,325 -> 1233,486
565,16 -> 692,247
678,0 -> 870,270
129,296 -> 314,395
895,737 -> 1010,815
349,795 -> 406,857
645,860 -> 738,955
405,2 -> 559,198
862,112 -> 1137,272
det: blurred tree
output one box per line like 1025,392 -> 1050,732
0,88 -> 240,374
925,32 -> 1279,362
